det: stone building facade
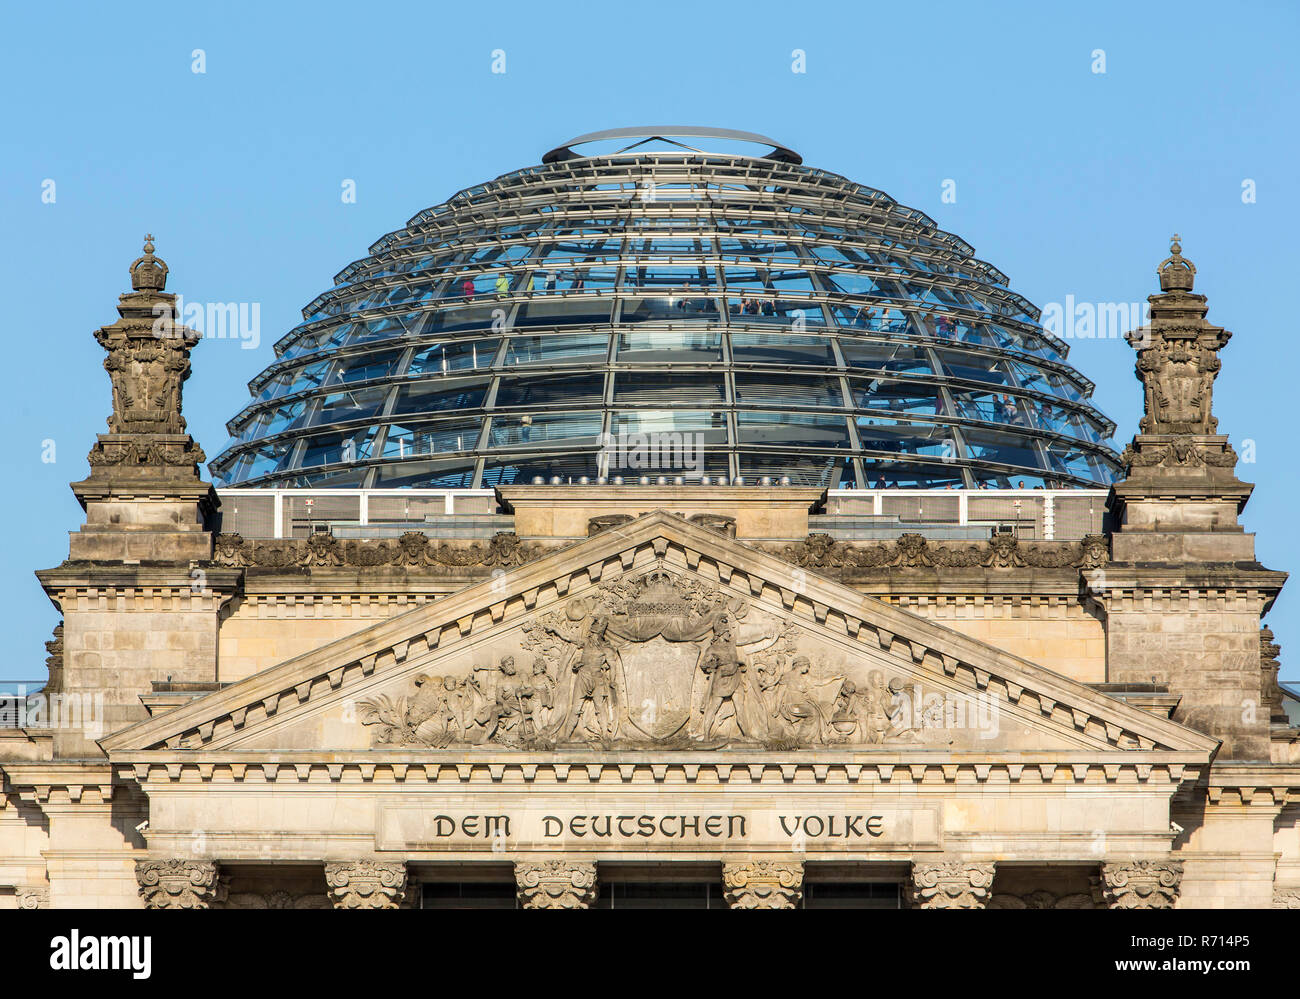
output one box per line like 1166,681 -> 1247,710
0,236 -> 1296,909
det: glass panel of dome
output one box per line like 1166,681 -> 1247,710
310,386 -> 390,426
260,399 -> 312,437
488,412 -> 603,449
372,458 -> 478,488
344,317 -> 410,346
407,338 -> 501,375
839,341 -> 933,376
611,410 -> 728,446
1045,442 -> 1104,479
854,417 -> 956,459
413,304 -> 510,335
279,466 -> 370,488
736,411 -> 850,448
326,350 -> 403,385
935,349 -> 1013,386
729,333 -> 835,366
825,271 -> 886,297
514,299 -> 614,328
962,428 -> 1050,471
738,452 -> 847,488
862,463 -> 965,489
391,377 -> 490,416
253,372 -> 293,402
621,294 -> 719,322
734,373 -> 843,408
481,453 -> 600,486
615,331 -> 723,362
495,373 -> 606,408
502,333 -> 608,366
382,418 -> 483,458
243,439 -> 296,480
613,372 -> 726,406
298,427 -> 380,468
847,377 -> 944,416
285,359 -> 336,395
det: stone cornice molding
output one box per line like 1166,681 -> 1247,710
108,752 -> 1213,792
0,763 -> 115,807
99,512 -> 1221,758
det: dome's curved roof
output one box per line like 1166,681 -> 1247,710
210,131 -> 1121,490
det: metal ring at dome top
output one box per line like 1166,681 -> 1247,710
543,126 -> 802,165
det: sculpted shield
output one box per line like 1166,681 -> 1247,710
620,635 -> 698,740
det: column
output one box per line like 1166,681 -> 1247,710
323,860 -> 407,909
1098,860 -> 1183,909
136,859 -> 224,909
514,860 -> 599,909
722,861 -> 804,909
909,860 -> 996,909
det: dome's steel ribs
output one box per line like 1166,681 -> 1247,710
210,130 -> 1122,490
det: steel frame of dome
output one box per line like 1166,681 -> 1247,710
210,132 -> 1123,491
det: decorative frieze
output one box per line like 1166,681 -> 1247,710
908,860 -> 996,908
514,860 -> 599,908
212,530 -> 541,571
775,532 -> 1108,573
323,860 -> 407,909
722,861 -> 804,909
988,890 -> 1095,909
136,859 -> 224,909
1098,860 -> 1183,909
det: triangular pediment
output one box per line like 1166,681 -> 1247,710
102,511 -> 1220,760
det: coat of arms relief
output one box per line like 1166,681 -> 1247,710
358,567 -> 938,750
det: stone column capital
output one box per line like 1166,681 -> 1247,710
324,860 -> 408,909
1098,860 -> 1183,909
136,859 -> 224,909
909,860 -> 996,909
722,861 -> 804,909
16,885 -> 50,910
514,860 -> 599,909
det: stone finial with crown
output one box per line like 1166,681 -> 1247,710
1157,233 -> 1196,293
129,234 -> 169,293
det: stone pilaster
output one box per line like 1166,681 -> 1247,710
324,860 -> 407,909
514,860 -> 599,909
136,859 -> 224,909
1095,237 -> 1287,760
909,860 -> 996,909
1098,860 -> 1183,909
15,885 -> 49,909
721,861 -> 804,909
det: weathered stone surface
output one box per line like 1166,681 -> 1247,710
514,860 -> 598,909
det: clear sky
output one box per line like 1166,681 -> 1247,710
1,0 -> 1296,682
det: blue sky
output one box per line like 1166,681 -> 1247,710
1,0 -> 1296,681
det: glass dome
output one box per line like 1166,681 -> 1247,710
210,129 -> 1122,490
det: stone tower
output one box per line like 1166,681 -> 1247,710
35,239 -> 239,756
1093,237 -> 1287,759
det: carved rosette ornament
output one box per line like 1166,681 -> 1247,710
722,861 -> 804,909
1098,860 -> 1183,909
908,861 -> 996,909
136,859 -> 225,909
514,861 -> 599,909
323,860 -> 407,909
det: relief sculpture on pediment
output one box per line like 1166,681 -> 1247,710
357,566 -> 984,750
